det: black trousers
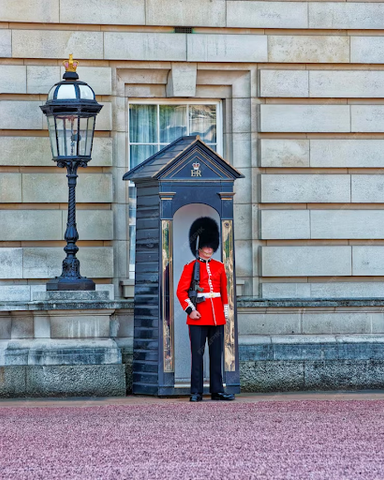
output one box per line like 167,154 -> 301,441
189,324 -> 224,395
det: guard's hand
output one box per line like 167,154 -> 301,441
189,310 -> 201,320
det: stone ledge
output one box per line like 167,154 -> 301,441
2,298 -> 384,312
240,334 -> 384,345
0,339 -> 122,366
239,338 -> 384,362
238,297 -> 384,309
0,283 -> 115,303
0,300 -> 134,311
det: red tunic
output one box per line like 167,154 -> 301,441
176,258 -> 228,326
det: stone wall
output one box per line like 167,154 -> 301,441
1,0 -> 384,395
1,0 -> 384,300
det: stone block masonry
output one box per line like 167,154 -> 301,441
1,0 -> 384,396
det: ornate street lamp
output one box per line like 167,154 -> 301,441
40,55 -> 103,290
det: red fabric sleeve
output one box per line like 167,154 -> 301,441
176,262 -> 194,311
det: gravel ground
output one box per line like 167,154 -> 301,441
1,399 -> 384,479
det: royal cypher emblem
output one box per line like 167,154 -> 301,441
191,162 -> 202,177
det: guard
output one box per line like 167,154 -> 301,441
176,217 -> 235,402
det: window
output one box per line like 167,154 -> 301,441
128,100 -> 222,276
128,101 -> 222,169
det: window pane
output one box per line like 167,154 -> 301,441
56,117 -> 66,156
86,116 -> 95,156
189,105 -> 216,143
48,86 -> 56,101
130,144 -> 158,169
79,85 -> 95,100
47,116 -> 58,157
56,84 -> 77,99
55,115 -> 78,157
159,105 -> 187,143
129,104 -> 157,143
78,116 -> 95,156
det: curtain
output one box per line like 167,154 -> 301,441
129,104 -> 158,168
129,104 -> 157,143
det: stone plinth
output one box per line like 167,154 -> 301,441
0,298 -> 133,397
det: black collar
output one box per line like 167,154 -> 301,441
197,257 -> 212,263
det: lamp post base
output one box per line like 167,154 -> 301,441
46,276 -> 96,291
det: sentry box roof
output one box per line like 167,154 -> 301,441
123,135 -> 244,183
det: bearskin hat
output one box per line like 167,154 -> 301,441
189,217 -> 220,256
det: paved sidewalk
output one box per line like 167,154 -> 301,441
1,391 -> 384,479
2,389 -> 384,407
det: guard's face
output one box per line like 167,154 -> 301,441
199,247 -> 214,260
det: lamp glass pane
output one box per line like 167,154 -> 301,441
56,115 -> 78,157
86,116 -> 95,156
47,116 -> 58,157
48,86 -> 56,101
79,85 -> 95,100
78,116 -> 95,156
56,84 -> 77,99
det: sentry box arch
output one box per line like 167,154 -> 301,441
123,136 -> 244,396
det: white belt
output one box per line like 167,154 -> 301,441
197,292 -> 221,298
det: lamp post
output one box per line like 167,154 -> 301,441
40,55 -> 103,290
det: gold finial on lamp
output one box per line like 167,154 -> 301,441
63,54 -> 79,73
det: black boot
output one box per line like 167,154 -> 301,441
190,393 -> 203,402
211,393 -> 235,401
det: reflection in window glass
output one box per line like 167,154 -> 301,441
129,103 -> 219,169
189,105 -> 216,143
160,105 -> 187,144
129,144 -> 158,169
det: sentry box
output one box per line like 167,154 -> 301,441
123,136 -> 244,396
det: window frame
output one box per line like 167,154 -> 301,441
127,98 -> 223,278
127,98 -> 223,171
